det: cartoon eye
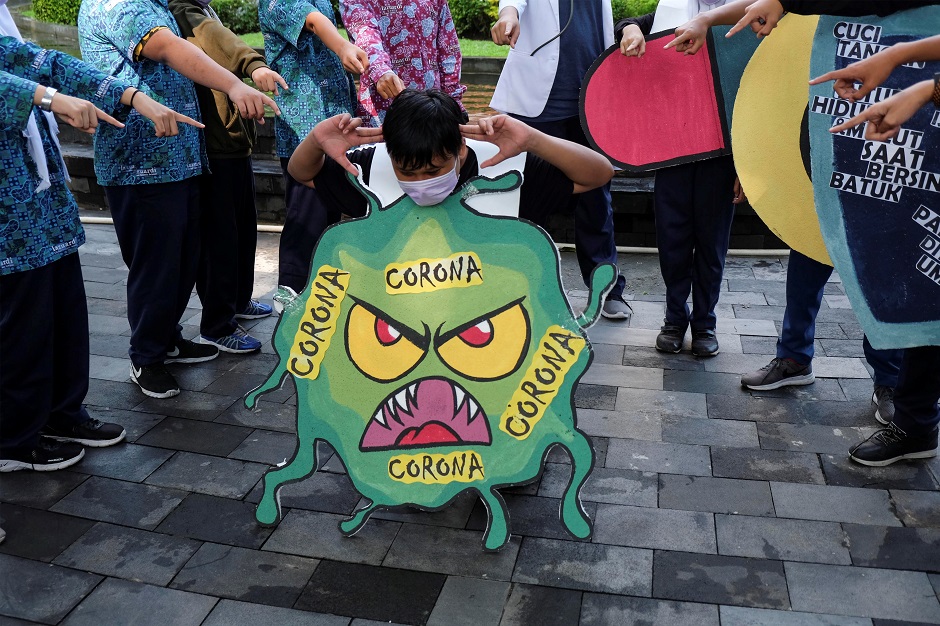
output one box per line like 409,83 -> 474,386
435,301 -> 530,381
347,302 -> 428,382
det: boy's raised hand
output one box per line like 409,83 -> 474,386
313,113 -> 383,175
460,115 -> 528,167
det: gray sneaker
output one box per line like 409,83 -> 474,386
601,295 -> 633,321
741,357 -> 815,391
872,385 -> 895,425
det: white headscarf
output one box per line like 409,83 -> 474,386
652,0 -> 730,33
0,0 -> 68,192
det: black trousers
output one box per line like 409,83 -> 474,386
277,157 -> 340,293
0,253 -> 92,455
106,179 -> 200,367
892,346 -> 940,437
197,156 -> 259,337
653,156 -> 736,332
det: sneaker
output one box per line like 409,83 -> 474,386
130,363 -> 180,398
41,418 -> 126,448
601,295 -> 633,321
272,285 -> 299,315
872,385 -> 896,425
165,338 -> 219,364
849,422 -> 938,467
0,437 -> 85,472
741,357 -> 815,391
200,326 -> 262,354
655,324 -> 685,354
235,299 -> 273,320
691,329 -> 719,357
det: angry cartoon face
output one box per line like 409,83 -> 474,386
246,172 -> 615,550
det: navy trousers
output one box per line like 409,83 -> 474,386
522,117 -> 625,299
0,253 -> 92,455
106,179 -> 201,367
778,250 -> 901,387
278,157 -> 340,293
653,156 -> 736,331
197,157 -> 259,338
892,346 -> 940,437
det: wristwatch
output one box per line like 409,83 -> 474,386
39,86 -> 57,112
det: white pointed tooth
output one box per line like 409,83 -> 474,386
454,387 -> 466,410
467,398 -> 479,422
373,408 -> 386,427
395,389 -> 409,412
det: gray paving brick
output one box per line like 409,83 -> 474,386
171,542 -> 318,607
0,554 -> 102,624
51,476 -> 186,530
87,378 -> 148,411
71,443 -> 174,482
498,583 -> 581,626
575,407 -> 662,441
512,537 -> 651,595
226,429 -> 304,465
659,475 -> 774,516
891,490 -> 940,528
263,509 -> 399,565
615,387 -> 708,420
716,515 -> 851,565
711,447 -> 825,484
384,525 -> 520,580
54,522 -> 200,585
606,439 -> 711,476
0,470 -> 88,509
593,503 -> 716,553
621,347 -> 705,372
707,394 -> 873,427
653,551 -> 789,609
750,378 -> 849,402
580,593 -> 720,625
145,451 -> 267,499
719,605 -> 872,625
245,469 -> 362,515
134,389 -> 237,421
580,362 -> 663,390
365,491 -> 477,528
0,504 -> 95,562
156,493 -> 273,548
821,454 -> 939,491
85,407 -> 163,443
663,370 -> 745,396
759,423 -> 877,455
574,383 -> 618,410
844,524 -> 940,572
203,599 -> 349,626
786,562 -> 940,623
466,494 -> 596,542
61,578 -> 217,626
587,343 -> 625,366
136,417 -> 252,457
427,577 -> 510,626
662,416 -> 760,448
538,463 -> 658,507
215,398 -> 298,433
771,483 -> 901,526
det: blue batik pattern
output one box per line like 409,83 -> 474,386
78,0 -> 206,186
259,0 -> 354,157
0,38 -> 129,276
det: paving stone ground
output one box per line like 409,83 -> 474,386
2,224 -> 939,625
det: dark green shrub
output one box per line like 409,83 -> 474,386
213,0 -> 259,35
33,0 -> 80,26
450,0 -> 499,39
612,0 -> 660,22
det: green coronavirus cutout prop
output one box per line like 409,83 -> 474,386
246,172 -> 615,550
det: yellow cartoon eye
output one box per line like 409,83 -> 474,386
436,301 -> 530,381
346,302 -> 427,382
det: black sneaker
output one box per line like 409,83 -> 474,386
849,422 -> 938,467
740,357 -> 815,391
165,338 -> 218,364
130,363 -> 180,398
0,437 -> 85,472
691,329 -> 719,357
655,324 -> 685,353
42,418 -> 126,448
872,385 -> 895,425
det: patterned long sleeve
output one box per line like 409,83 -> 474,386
0,36 -> 128,114
0,69 -> 38,132
341,1 -> 394,87
436,1 -> 465,110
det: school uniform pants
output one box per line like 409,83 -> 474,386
0,253 -> 92,456
891,346 -> 940,437
106,179 -> 201,367
196,156 -> 259,338
653,156 -> 736,331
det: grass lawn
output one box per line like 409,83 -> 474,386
238,31 -> 506,58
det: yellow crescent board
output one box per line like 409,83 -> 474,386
732,14 -> 831,266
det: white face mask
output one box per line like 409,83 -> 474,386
397,158 -> 459,206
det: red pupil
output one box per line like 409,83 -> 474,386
460,322 -> 491,346
375,318 -> 399,345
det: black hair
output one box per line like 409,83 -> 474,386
384,89 -> 464,170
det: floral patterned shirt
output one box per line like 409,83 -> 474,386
259,0 -> 355,157
78,0 -> 207,186
0,37 -> 128,275
340,0 -> 465,126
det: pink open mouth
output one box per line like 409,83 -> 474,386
359,378 -> 491,451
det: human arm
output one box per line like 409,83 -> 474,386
460,115 -> 614,194
810,34 -> 940,101
615,12 -> 654,58
491,0 -> 523,48
0,69 -> 120,134
287,113 -> 384,185
437,1 -> 467,113
829,78 -> 935,141
305,10 -> 368,74
340,0 -> 395,93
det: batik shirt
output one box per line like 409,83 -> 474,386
259,0 -> 355,157
78,0 -> 207,186
0,37 -> 128,276
340,0 -> 466,126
